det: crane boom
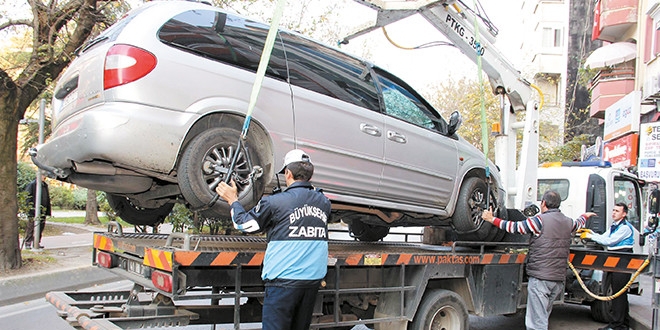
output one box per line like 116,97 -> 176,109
343,0 -> 540,210
343,0 -> 534,111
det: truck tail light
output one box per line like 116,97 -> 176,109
151,270 -> 173,293
96,251 -> 116,268
104,44 -> 156,90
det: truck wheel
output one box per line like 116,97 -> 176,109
590,272 -> 614,323
348,218 -> 390,242
453,177 -> 499,241
178,127 -> 265,218
106,194 -> 173,226
409,289 -> 468,330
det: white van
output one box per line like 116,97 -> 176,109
537,160 -> 645,253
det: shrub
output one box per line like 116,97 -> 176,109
50,185 -> 75,209
96,191 -> 118,222
166,204 -> 193,232
17,162 -> 36,191
72,187 -> 88,210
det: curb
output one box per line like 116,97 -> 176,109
0,265 -> 119,306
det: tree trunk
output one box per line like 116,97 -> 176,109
84,189 -> 101,225
0,0 -> 104,270
0,70 -> 22,270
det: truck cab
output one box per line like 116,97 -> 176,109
537,160 -> 645,254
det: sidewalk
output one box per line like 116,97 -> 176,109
0,222 -> 118,306
629,272 -> 654,330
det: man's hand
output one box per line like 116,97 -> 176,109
215,180 -> 239,205
482,208 -> 495,223
584,212 -> 597,218
577,228 -> 593,240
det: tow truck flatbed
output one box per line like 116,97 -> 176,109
46,229 -> 650,330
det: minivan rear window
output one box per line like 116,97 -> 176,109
157,9 -> 380,112
158,10 -> 288,80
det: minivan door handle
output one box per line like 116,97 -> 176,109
360,123 -> 381,137
387,131 -> 406,144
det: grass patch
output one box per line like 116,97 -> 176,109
21,250 -> 56,264
49,216 -> 131,227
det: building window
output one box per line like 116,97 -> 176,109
648,4 -> 660,61
542,27 -> 562,48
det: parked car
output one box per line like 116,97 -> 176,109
33,0 -> 506,241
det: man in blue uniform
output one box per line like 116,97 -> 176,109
581,203 -> 634,330
215,149 -> 331,330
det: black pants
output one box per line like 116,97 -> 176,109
608,259 -> 631,329
262,285 -> 319,330
25,217 -> 46,245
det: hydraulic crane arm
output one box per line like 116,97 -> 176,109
343,0 -> 539,210
342,0 -> 533,112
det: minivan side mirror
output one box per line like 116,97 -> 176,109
447,111 -> 462,136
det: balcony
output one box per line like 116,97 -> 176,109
594,0 -> 638,42
589,66 -> 635,119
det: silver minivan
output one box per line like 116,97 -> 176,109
34,1 -> 505,241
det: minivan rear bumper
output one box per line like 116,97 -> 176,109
35,101 -> 197,177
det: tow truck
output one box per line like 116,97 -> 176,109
45,1 -> 652,329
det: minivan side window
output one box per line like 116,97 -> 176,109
279,32 -> 380,112
374,69 -> 441,131
158,10 -> 381,111
157,10 -> 288,80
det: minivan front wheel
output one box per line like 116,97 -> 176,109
452,177 -> 502,241
178,127 -> 264,218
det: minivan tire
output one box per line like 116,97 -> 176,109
106,194 -> 174,226
178,127 -> 264,218
453,177 -> 498,241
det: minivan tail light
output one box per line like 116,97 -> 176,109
104,44 -> 156,90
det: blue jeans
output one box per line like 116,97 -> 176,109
262,285 -> 319,330
525,277 -> 564,330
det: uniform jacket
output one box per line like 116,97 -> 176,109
228,181 -> 331,284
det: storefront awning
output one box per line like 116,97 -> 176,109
584,42 -> 636,69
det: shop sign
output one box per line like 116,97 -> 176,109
639,122 -> 660,181
603,133 -> 638,168
603,91 -> 640,141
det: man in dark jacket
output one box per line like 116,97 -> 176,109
482,190 -> 596,330
215,149 -> 331,330
24,176 -> 51,249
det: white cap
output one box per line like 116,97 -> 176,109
279,149 -> 311,174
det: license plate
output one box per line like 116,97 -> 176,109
124,258 -> 145,277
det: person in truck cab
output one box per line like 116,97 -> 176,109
482,190 -> 596,330
215,149 -> 331,330
581,203 -> 634,330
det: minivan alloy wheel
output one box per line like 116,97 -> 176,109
178,127 -> 264,218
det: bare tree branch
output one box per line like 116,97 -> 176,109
0,19 -> 32,32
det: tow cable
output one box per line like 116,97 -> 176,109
198,0 -> 287,211
567,258 -> 650,301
